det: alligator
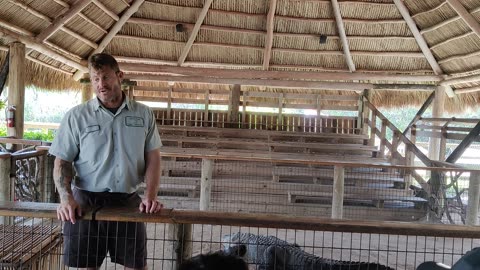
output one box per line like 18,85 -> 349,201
222,232 -> 395,270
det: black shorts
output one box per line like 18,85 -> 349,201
63,188 -> 147,268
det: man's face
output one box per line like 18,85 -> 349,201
90,66 -> 124,108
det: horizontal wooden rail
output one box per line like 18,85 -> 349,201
419,117 -> 480,124
0,201 -> 479,238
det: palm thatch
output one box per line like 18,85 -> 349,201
0,0 -> 479,112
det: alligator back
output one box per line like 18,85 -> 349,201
222,232 -> 395,270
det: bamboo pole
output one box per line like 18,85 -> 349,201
331,165 -> 345,219
466,172 -> 480,225
200,158 -> 213,211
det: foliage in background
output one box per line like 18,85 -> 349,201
0,126 -> 55,142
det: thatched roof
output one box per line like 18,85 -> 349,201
0,0 -> 480,111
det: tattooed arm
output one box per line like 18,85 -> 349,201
53,157 -> 81,224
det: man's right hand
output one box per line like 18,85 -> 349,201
57,194 -> 82,224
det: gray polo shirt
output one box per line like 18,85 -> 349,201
49,96 -> 162,193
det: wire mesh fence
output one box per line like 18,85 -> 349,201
159,156 -> 479,225
0,204 -> 480,270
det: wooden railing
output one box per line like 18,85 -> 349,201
0,138 -> 55,205
412,117 -> 480,162
154,109 -> 359,133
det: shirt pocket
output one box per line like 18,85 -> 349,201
79,125 -> 108,161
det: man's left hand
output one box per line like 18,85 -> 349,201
139,198 -> 163,213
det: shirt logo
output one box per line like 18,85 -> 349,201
125,116 -> 144,127
84,125 -> 100,133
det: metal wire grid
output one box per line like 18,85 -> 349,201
1,217 -> 479,270
159,157 -> 471,224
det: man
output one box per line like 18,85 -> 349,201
49,53 -> 162,270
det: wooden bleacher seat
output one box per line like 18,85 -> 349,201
0,224 -> 63,270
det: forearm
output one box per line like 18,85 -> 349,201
53,157 -> 74,202
144,149 -> 161,200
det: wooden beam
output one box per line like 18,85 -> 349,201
26,55 -> 73,75
455,85 -> 480,94
430,32 -> 474,50
331,0 -> 355,72
128,17 -> 416,41
420,6 -> 480,34
439,50 -> 480,64
199,158 -> 213,211
428,86 -> 446,160
402,92 -> 435,136
177,0 -> 213,66
0,18 -> 34,37
263,0 -> 277,70
91,0 -> 119,21
59,27 -> 98,48
118,62 -> 442,82
441,74 -> 480,86
126,74 -> 373,91
445,120 -> 480,163
77,13 -> 107,34
446,0 -> 480,38
393,0 -> 443,75
228,84 -> 240,124
72,0 -> 145,80
466,172 -> 480,225
0,26 -> 88,72
35,0 -> 92,42
373,84 -> 436,91
6,0 -> 52,22
412,1 -> 448,18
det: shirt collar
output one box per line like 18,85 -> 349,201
91,92 -> 132,112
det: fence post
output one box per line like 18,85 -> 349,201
200,158 -> 213,211
331,165 -> 344,219
466,172 -> 480,225
168,223 -> 192,270
0,153 -> 12,225
369,110 -> 376,146
379,120 -> 387,158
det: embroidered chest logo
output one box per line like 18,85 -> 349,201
125,116 -> 145,127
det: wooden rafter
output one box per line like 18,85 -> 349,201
421,6 -> 480,34
430,32 -> 474,50
441,74 -> 480,86
455,85 -> 480,94
393,0 -> 443,75
0,26 -> 88,72
115,34 -> 425,57
126,73 -> 373,91
439,50 -> 480,64
129,17 -> 418,41
331,0 -> 355,72
35,0 -> 92,42
446,0 -> 480,38
412,1 -> 448,18
91,0 -> 119,21
177,0 -> 213,66
118,62 -> 442,83
262,0 -> 277,70
72,0 -> 145,80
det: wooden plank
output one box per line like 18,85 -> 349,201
331,0 -> 355,72
402,91 -> 435,136
445,120 -> 480,163
262,0 -> 277,70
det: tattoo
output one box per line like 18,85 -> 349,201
53,158 -> 73,202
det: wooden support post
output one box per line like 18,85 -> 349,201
428,86 -> 446,160
369,110 -> 377,146
466,172 -> 480,225
8,42 -> 26,145
167,223 -> 192,269
80,78 -> 92,103
316,94 -> 322,133
167,85 -> 172,124
439,125 -> 448,162
405,126 -> 417,189
203,89 -> 209,127
390,130 -> 400,165
242,91 -> 247,128
200,158 -> 213,211
331,165 -> 344,219
379,120 -> 387,158
228,84 -> 240,127
277,93 -> 283,130
0,153 -> 12,224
